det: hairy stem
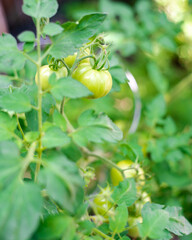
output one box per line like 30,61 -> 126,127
35,17 -> 43,182
92,228 -> 113,240
16,114 -> 26,141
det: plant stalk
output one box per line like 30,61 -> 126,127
35,17 -> 43,182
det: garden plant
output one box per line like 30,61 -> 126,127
0,0 -> 191,240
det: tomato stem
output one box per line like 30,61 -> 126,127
60,98 -> 75,132
23,52 -> 38,66
92,228 -> 114,240
35,16 -> 43,182
57,59 -> 70,75
16,114 -> 26,142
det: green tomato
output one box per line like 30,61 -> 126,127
129,191 -> 151,217
72,62 -> 112,99
93,186 -> 113,217
64,48 -> 90,68
64,53 -> 77,68
110,160 -> 145,188
35,65 -> 67,91
128,216 -> 142,238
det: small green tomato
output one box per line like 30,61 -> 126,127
35,65 -> 67,91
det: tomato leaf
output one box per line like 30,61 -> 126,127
109,66 -> 126,84
50,13 -> 107,58
0,181 -> 42,240
0,112 -> 17,141
109,202 -> 128,233
43,23 -> 64,36
0,34 -> 26,72
0,75 -> 12,88
50,76 -> 93,100
18,31 -> 35,42
38,154 -> 84,215
52,110 -> 67,132
165,206 -> 192,236
42,126 -> 70,148
71,109 -> 123,146
0,141 -> 22,187
22,0 -> 58,18
111,179 -> 137,207
0,91 -> 32,113
36,215 -> 76,240
138,202 -> 170,239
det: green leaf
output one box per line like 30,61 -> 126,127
0,91 -> 32,113
18,31 -> 35,42
53,110 -> 67,132
163,117 -> 177,136
147,62 -> 168,93
50,13 -> 107,58
139,203 -> 169,239
0,75 -> 11,88
42,93 -> 56,114
42,126 -> 70,148
119,143 -> 138,162
25,131 -> 39,143
109,66 -> 126,83
38,154 -> 84,214
36,215 -> 76,240
121,237 -> 131,240
145,95 -> 166,127
43,23 -> 63,36
71,109 -> 123,146
23,42 -> 35,52
50,77 -> 93,100
78,220 -> 95,235
111,179 -> 137,207
0,112 -> 17,141
22,0 -> 58,18
165,206 -> 192,236
0,34 -> 26,72
42,198 -> 58,218
0,141 -> 22,187
109,203 -> 128,233
0,181 -> 42,240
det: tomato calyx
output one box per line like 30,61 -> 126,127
47,56 -> 70,75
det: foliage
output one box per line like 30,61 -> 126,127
0,0 -> 191,240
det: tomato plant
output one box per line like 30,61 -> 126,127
0,0 -> 191,240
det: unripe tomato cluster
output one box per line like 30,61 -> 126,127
35,47 -> 112,99
91,160 -> 150,238
110,159 -> 150,238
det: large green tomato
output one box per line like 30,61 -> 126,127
128,216 -> 142,238
35,65 -> 67,91
72,62 -> 112,99
110,160 -> 145,188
